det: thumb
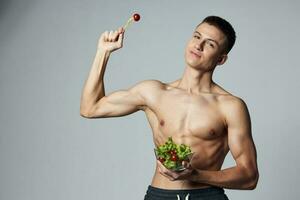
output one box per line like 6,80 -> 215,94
117,31 -> 124,46
182,161 -> 191,169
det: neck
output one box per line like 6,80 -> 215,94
177,65 -> 215,94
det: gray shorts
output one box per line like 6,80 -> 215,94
144,185 -> 229,200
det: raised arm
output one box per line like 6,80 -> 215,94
80,27 -> 159,118
81,80 -> 149,118
80,26 -> 129,118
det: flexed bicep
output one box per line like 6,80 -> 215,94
88,88 -> 145,118
83,80 -> 162,118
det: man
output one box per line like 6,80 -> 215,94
80,16 -> 259,200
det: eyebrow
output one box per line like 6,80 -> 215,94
194,31 -> 220,47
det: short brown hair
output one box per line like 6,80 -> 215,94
197,16 -> 236,54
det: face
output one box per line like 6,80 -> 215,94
184,22 -> 228,71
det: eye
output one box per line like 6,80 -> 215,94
206,41 -> 215,48
193,35 -> 200,39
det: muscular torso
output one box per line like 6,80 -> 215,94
143,79 -> 233,189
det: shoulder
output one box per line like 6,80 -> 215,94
219,94 -> 248,114
219,95 -> 250,127
129,79 -> 165,93
212,82 -> 250,124
218,91 -> 245,104
135,79 -> 165,88
128,79 -> 166,106
212,83 -> 247,107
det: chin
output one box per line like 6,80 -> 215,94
185,58 -> 201,68
185,53 -> 202,67
187,62 -> 203,70
186,61 -> 212,71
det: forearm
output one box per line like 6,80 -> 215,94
190,165 -> 258,190
80,49 -> 110,113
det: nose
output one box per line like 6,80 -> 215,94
195,39 -> 205,51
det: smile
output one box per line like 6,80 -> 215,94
190,51 -> 201,58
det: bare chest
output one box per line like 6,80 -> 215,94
145,90 -> 227,144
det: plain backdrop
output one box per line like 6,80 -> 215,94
1,0 -> 300,199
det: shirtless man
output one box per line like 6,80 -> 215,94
80,16 -> 259,200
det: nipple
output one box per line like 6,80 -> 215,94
160,120 -> 165,126
209,129 -> 216,136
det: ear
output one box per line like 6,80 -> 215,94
217,54 -> 228,66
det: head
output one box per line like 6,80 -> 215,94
184,16 -> 236,71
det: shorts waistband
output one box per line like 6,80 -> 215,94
146,185 -> 225,197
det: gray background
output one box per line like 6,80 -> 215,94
1,0 -> 299,199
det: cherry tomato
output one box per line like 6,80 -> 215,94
170,154 -> 178,161
158,157 -> 165,163
171,150 -> 177,155
168,150 -> 177,156
133,13 -> 140,21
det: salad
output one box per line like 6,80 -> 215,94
154,137 -> 193,171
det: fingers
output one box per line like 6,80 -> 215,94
156,160 -> 177,181
156,160 -> 194,182
108,30 -> 117,42
102,27 -> 125,43
118,26 -> 125,34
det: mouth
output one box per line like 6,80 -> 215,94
190,50 -> 201,58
